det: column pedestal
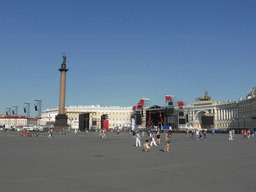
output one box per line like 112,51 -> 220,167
55,114 -> 69,131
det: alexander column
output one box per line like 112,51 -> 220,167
55,53 -> 69,131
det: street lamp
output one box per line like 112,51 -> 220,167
233,119 -> 234,129
243,116 -> 245,130
5,108 -> 11,127
24,103 -> 30,126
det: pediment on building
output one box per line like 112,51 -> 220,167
147,105 -> 163,110
191,100 -> 219,106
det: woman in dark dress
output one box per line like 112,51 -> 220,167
156,130 -> 161,145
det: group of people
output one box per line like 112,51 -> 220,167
99,129 -> 106,139
48,128 -> 54,138
132,130 -> 172,153
242,129 -> 255,139
190,129 -> 210,140
190,130 -> 207,140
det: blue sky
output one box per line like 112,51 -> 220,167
0,0 -> 255,117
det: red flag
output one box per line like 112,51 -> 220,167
148,111 -> 151,127
165,96 -> 172,103
137,99 -> 145,109
178,101 -> 184,107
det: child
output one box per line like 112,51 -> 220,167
144,140 -> 151,152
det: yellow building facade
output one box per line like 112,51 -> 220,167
41,105 -> 133,128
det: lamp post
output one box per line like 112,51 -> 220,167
24,103 -> 30,126
233,119 -> 234,129
6,108 -> 11,128
243,116 -> 245,130
12,106 -> 18,127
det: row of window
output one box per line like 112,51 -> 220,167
96,123 -> 130,127
97,112 -> 130,115
239,105 -> 256,112
68,117 -> 131,121
68,112 -> 131,116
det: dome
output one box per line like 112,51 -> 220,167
247,87 -> 256,97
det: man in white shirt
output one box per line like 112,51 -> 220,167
229,129 -> 233,140
136,131 -> 141,147
196,130 -> 199,140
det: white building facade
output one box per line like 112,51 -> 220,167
182,88 -> 256,130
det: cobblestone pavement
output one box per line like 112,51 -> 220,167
0,131 -> 255,192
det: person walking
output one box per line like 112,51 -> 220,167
247,130 -> 250,139
132,130 -> 136,139
48,129 -> 52,138
196,130 -> 199,140
191,129 -> 194,138
232,130 -> 235,138
200,131 -> 203,139
203,130 -> 207,140
144,140 -> 151,152
243,130 -> 247,139
229,129 -> 233,140
252,130 -> 255,138
156,130 -> 161,145
164,132 -> 171,152
135,131 -> 141,147
64,128 -> 67,135
50,128 -> 53,137
150,131 -> 157,146
142,130 -> 145,137
103,129 -> 106,138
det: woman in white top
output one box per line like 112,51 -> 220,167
150,132 -> 157,146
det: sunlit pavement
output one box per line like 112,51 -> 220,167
0,131 -> 255,192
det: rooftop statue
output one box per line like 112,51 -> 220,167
196,91 -> 211,101
62,53 -> 66,64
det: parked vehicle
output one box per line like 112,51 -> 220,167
23,126 -> 34,131
15,127 -> 24,132
33,126 -> 44,132
71,120 -> 79,130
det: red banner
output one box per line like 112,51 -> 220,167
104,120 -> 109,130
159,110 -> 164,124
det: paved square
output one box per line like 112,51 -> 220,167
0,131 -> 255,192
